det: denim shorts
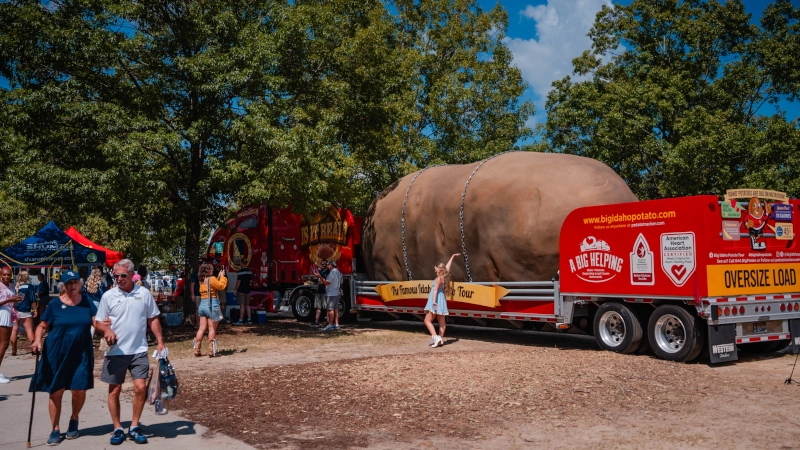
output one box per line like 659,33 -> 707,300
198,298 -> 222,321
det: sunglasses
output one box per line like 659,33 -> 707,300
112,273 -> 129,279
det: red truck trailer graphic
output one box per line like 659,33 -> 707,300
354,191 -> 800,363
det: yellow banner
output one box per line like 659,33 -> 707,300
724,189 -> 788,203
707,263 -> 800,296
375,281 -> 510,308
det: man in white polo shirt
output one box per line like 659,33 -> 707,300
95,259 -> 165,445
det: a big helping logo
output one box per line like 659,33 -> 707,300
569,236 -> 623,283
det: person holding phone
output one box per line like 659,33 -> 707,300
192,263 -> 227,357
0,266 -> 24,384
310,260 -> 329,328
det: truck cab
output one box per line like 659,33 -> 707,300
206,205 -> 363,320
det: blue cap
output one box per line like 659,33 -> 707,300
60,270 -> 80,284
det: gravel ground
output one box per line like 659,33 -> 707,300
163,317 -> 800,449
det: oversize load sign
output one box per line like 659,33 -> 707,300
707,263 -> 800,296
374,281 -> 510,309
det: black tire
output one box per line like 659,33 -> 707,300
593,302 -> 643,354
647,305 -> 704,362
291,290 -> 315,322
336,294 -> 354,324
738,340 -> 789,354
630,305 -> 653,354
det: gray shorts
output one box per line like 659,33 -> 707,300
326,295 -> 341,311
314,293 -> 327,310
101,352 -> 150,385
237,292 -> 250,307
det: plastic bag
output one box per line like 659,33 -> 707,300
159,357 -> 179,400
146,364 -> 160,406
150,349 -> 178,415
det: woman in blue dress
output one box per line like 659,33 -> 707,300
30,270 -> 96,446
424,253 -> 460,348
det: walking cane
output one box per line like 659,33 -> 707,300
26,350 -> 40,448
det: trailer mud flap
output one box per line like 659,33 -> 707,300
708,324 -> 737,363
790,319 -> 800,355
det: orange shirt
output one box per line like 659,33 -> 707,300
199,276 -> 227,300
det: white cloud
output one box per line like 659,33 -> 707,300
505,0 -> 612,107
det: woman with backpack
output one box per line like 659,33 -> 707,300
192,263 -> 227,357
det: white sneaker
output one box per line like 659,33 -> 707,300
429,336 -> 435,346
0,374 -> 10,384
430,336 -> 441,348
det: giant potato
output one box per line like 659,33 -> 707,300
362,152 -> 637,282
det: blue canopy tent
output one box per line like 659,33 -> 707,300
0,221 -> 106,269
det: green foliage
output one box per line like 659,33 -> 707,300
0,0 -> 531,270
540,0 -> 800,200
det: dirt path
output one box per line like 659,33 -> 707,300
163,318 -> 800,449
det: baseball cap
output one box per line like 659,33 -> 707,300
60,270 -> 80,284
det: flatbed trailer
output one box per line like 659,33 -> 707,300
351,192 -> 800,363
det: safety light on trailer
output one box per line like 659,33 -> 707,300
724,306 -> 730,316
732,306 -> 738,316
739,306 -> 745,315
795,303 -> 799,312
781,303 -> 786,312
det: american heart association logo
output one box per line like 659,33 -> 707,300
670,264 -> 687,281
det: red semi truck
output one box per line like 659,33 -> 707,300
353,189 -> 800,363
210,189 -> 800,363
205,205 -> 362,322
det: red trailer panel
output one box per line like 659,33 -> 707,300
560,193 -> 800,299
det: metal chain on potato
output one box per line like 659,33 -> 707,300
401,165 -> 444,281
460,151 -> 517,282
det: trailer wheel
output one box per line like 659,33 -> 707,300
291,290 -> 315,322
337,294 -> 354,324
647,305 -> 704,362
593,303 -> 643,354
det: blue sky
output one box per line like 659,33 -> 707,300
486,0 -> 800,130
2,1 -> 797,131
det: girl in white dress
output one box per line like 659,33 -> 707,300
424,253 -> 460,348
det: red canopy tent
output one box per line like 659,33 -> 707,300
64,227 -> 124,267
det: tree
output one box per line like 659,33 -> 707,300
539,0 -> 800,200
0,0 -> 532,273
234,0 -> 533,212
